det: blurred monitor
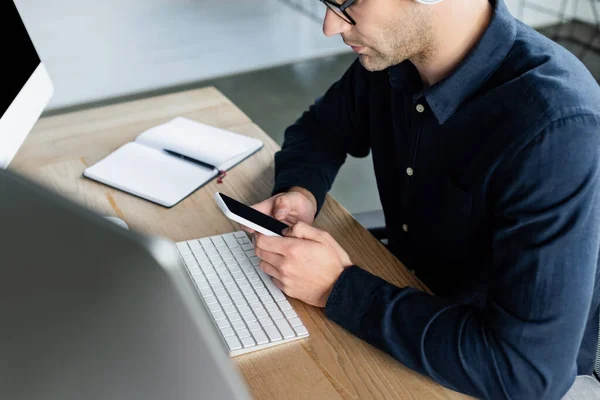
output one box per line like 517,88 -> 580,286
0,1 -> 53,168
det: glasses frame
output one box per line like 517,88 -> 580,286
320,0 -> 358,26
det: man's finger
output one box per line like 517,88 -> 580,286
253,232 -> 288,255
272,277 -> 286,292
259,260 -> 282,281
254,246 -> 284,268
273,195 -> 291,220
286,221 -> 328,243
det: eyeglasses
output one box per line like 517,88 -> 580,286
319,0 -> 357,26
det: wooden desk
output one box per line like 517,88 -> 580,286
11,87 -> 470,400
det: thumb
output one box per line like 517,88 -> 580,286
285,221 -> 327,243
273,195 -> 291,220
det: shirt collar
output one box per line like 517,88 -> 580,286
388,0 -> 517,124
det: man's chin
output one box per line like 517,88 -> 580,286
358,54 -> 390,72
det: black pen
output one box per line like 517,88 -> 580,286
164,149 -> 227,183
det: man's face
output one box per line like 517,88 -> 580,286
323,0 -> 434,71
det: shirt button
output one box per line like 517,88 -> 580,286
406,167 -> 414,176
402,224 -> 409,232
416,104 -> 425,113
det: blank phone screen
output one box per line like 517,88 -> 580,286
219,193 -> 288,236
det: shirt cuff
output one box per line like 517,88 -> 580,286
325,265 -> 388,336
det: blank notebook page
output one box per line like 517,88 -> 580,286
84,142 -> 216,207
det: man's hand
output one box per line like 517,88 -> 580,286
242,187 -> 317,234
253,222 -> 352,308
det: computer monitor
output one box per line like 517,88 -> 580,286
0,1 -> 53,168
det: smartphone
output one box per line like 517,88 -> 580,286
214,192 -> 288,237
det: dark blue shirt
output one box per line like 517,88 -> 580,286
272,0 -> 600,398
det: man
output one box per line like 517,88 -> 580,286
246,0 -> 600,398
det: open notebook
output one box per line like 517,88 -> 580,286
83,117 -> 263,207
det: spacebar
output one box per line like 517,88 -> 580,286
255,266 -> 286,302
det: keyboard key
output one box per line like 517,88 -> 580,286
274,319 -> 295,339
269,310 -> 284,320
247,322 -> 261,331
278,300 -> 293,311
222,276 -> 234,285
243,313 -> 257,323
241,286 -> 254,295
225,258 -> 238,267
284,310 -> 297,319
240,236 -> 251,244
245,294 -> 259,304
255,268 -> 286,302
228,312 -> 241,322
249,257 -> 260,266
265,303 -> 279,312
232,247 -> 244,255
237,238 -> 245,245
245,250 -> 256,258
223,305 -> 237,315
208,276 -> 220,284
199,238 -> 212,246
211,310 -> 226,320
196,281 -> 209,290
294,325 -> 309,336
234,298 -> 248,308
230,291 -> 243,300
214,289 -> 228,299
252,330 -> 269,345
288,317 -> 303,327
235,253 -> 248,262
225,336 -> 242,351
220,297 -> 233,306
217,319 -> 230,329
232,320 -> 245,331
206,249 -> 218,257
241,337 -> 256,348
208,303 -> 222,313
237,305 -> 252,315
234,231 -> 247,238
250,302 -> 264,311
241,243 -> 254,251
189,240 -> 202,249
237,329 -> 251,339
176,242 -> 191,254
237,280 -> 250,288
211,236 -> 226,248
259,317 -> 273,327
239,259 -> 251,268
211,282 -> 224,292
264,325 -> 282,342
221,327 -> 235,337
255,288 -> 268,297
254,309 -> 268,319
200,288 -> 213,297
223,233 -> 240,248
203,295 -> 217,305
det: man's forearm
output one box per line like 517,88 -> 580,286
325,266 -> 584,399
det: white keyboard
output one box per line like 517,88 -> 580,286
175,231 -> 309,356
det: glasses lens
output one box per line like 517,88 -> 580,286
323,2 -> 352,24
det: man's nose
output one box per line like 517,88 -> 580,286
322,8 -> 352,37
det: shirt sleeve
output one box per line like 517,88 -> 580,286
272,59 -> 372,214
325,114 -> 600,399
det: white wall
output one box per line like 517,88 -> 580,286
506,0 -> 599,27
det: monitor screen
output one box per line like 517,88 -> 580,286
1,2 -> 40,120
